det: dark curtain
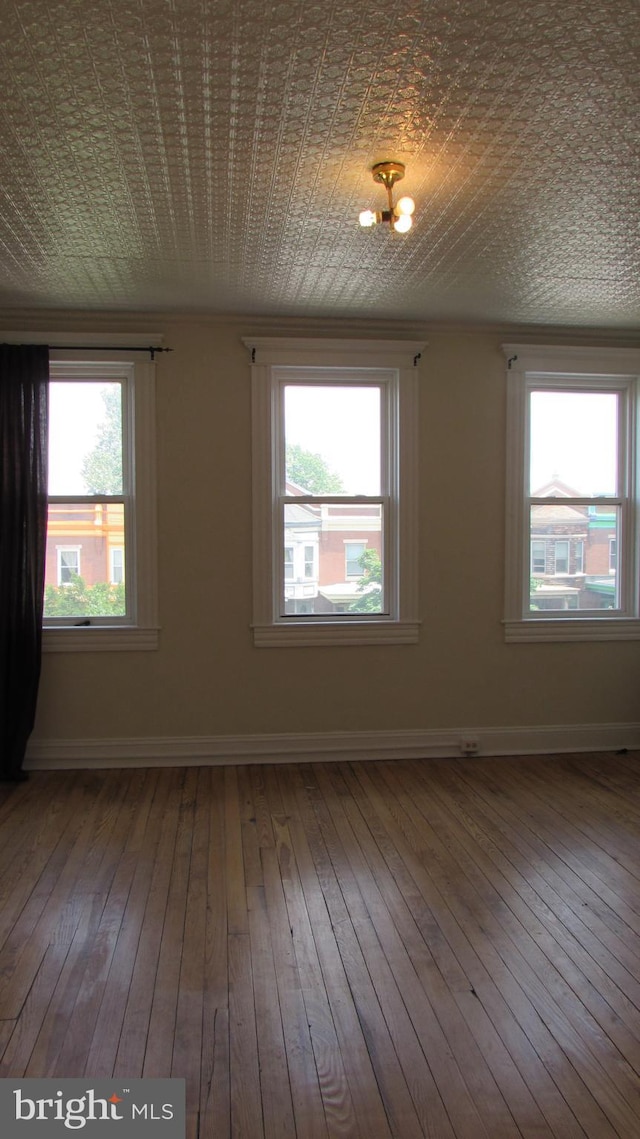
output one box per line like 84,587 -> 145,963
0,344 -> 49,780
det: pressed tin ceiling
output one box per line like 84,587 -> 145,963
0,0 -> 639,327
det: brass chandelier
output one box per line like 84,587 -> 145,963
359,161 -> 415,233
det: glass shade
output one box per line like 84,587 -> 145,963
396,195 -> 415,216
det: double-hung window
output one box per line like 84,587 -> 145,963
504,344 -> 640,641
39,342 -> 158,651
246,338 -> 422,646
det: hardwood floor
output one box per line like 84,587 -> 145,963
1,752 -> 640,1137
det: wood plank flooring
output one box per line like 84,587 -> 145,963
1,752 -> 639,1137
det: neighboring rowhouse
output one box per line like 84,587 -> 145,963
530,479 -> 616,610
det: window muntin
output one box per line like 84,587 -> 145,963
504,344 -> 640,641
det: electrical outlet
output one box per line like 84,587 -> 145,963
460,737 -> 480,756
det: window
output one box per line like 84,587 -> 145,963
110,547 -> 125,585
504,344 -> 640,641
345,541 -> 367,578
531,540 -> 546,575
246,337 -> 422,646
554,540 -> 569,575
34,339 -> 159,651
304,545 -> 315,579
57,547 -> 81,585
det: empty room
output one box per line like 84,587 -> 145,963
0,1 -> 639,1136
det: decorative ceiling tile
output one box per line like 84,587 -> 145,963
0,0 -> 638,325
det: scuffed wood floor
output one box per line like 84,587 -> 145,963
0,752 -> 639,1137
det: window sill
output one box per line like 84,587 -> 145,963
43,626 -> 159,652
504,617 -> 640,643
253,620 -> 420,647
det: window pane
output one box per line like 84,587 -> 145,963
531,540 -> 546,574
529,390 -> 617,497
304,545 -> 315,578
345,541 -> 367,577
49,381 -> 123,495
554,540 -> 569,574
284,385 -> 381,495
110,547 -> 124,584
44,503 -> 126,617
282,502 -> 383,615
529,503 -> 618,612
59,548 -> 80,583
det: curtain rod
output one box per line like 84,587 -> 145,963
49,345 -> 173,360
3,342 -> 172,360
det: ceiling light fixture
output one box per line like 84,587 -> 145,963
359,161 -> 415,233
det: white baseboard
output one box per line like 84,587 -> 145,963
24,722 -> 640,770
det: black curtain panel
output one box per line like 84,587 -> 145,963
0,344 -> 49,780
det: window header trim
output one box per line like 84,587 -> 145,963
503,343 -> 640,376
244,337 -> 425,369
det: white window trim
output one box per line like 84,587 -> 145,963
504,343 -> 640,642
245,337 -> 422,647
1,332 -> 161,652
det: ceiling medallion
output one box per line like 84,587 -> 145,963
359,162 -> 415,233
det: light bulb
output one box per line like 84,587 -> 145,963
396,195 -> 415,216
393,213 -> 412,233
359,209 -> 376,228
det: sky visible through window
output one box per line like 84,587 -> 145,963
48,382 -> 119,495
284,384 -> 381,495
529,390 -> 618,496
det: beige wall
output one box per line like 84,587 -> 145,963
6,314 -> 639,748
